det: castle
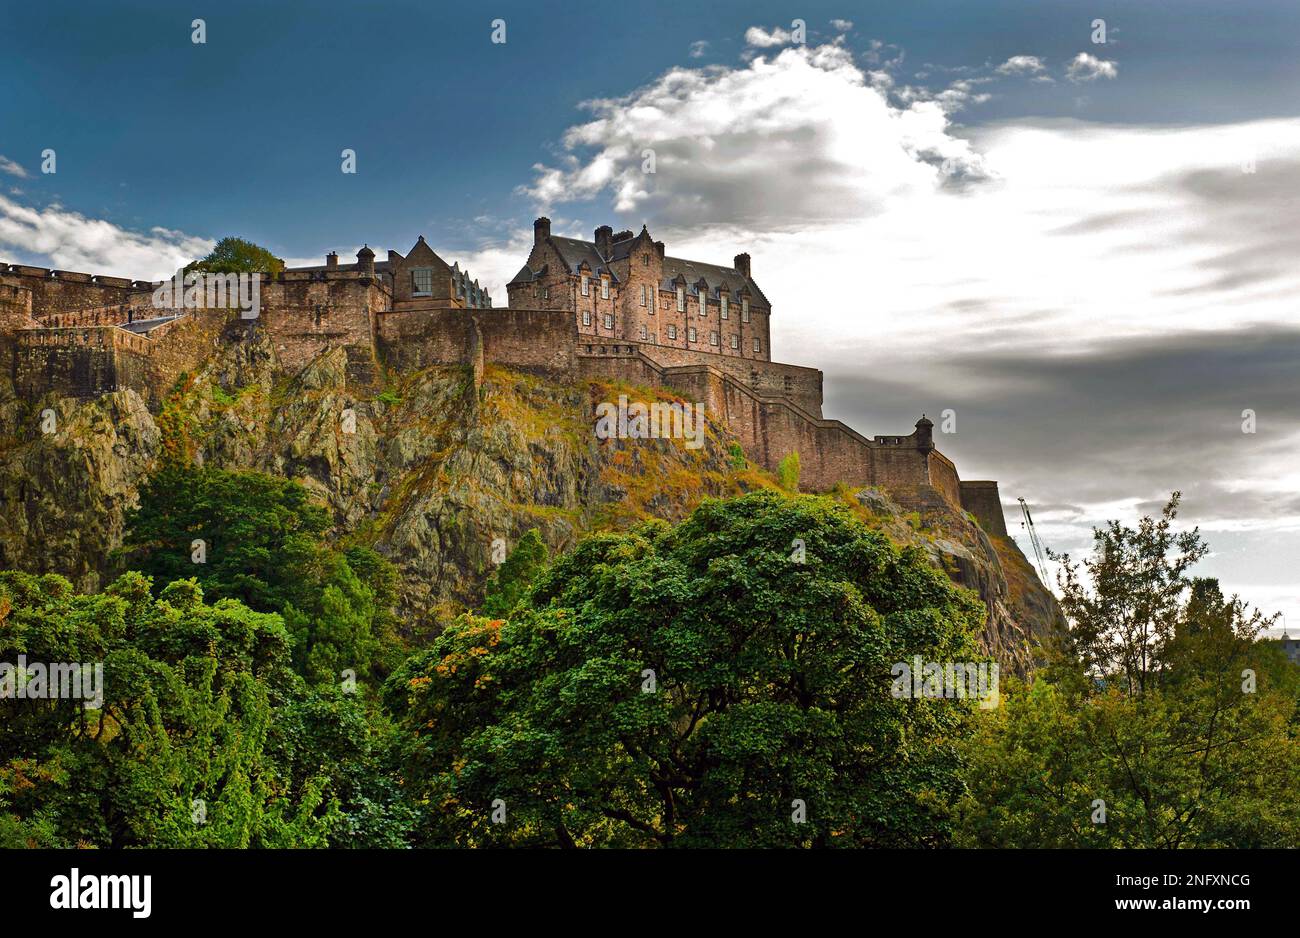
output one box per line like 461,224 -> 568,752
0,222 -> 1010,537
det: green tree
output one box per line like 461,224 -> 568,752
188,237 -> 284,276
119,464 -> 400,687
480,529 -> 548,617
387,490 -> 987,847
955,497 -> 1300,847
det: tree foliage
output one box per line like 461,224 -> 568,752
188,236 -> 284,276
386,490 -> 987,847
954,495 -> 1300,847
480,529 -> 548,617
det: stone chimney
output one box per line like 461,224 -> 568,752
914,415 -> 935,453
534,217 -> 551,245
594,225 -> 613,259
734,252 -> 751,279
356,245 -> 375,278
654,240 -> 665,259
325,251 -> 338,268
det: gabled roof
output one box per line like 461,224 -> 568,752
662,256 -> 768,306
550,236 -> 618,280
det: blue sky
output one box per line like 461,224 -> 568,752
3,0 -> 1299,626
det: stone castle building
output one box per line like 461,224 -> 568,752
0,227 -> 1010,536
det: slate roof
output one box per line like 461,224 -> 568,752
534,233 -> 769,307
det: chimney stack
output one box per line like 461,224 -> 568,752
534,217 -> 551,244
325,251 -> 338,268
654,240 -> 665,259
734,253 -> 751,279
594,225 -> 613,259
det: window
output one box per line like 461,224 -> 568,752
753,337 -> 761,353
639,284 -> 647,307
541,287 -> 549,300
688,327 -> 697,343
698,289 -> 707,317
642,254 -> 649,266
709,330 -> 719,346
601,276 -> 610,299
742,298 -> 750,322
581,274 -> 590,296
412,267 -> 433,296
603,314 -> 614,329
639,324 -> 648,340
730,334 -> 739,349
676,285 -> 685,312
720,294 -> 729,319
668,324 -> 677,340
582,310 -> 591,326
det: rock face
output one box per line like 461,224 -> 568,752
0,331 -> 1062,668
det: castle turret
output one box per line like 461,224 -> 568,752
357,245 -> 375,278
915,414 -> 935,453
534,217 -> 551,245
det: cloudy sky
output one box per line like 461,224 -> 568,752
2,0 -> 1298,628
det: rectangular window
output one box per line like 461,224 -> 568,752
709,330 -> 719,346
688,327 -> 697,343
639,324 -> 648,340
668,325 -> 677,340
720,294 -> 729,319
676,286 -> 685,312
581,274 -> 590,296
698,290 -> 707,317
601,277 -> 610,299
730,334 -> 739,349
753,337 -> 761,353
603,314 -> 614,329
412,268 -> 433,296
582,310 -> 591,326
742,298 -> 750,322
640,284 -> 647,307
541,287 -> 549,300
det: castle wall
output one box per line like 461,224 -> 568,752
376,306 -> 575,378
15,327 -> 150,399
960,480 -> 1009,537
0,265 -> 146,319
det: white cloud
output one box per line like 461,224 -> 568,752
995,55 -> 1045,76
0,195 -> 212,279
689,40 -> 709,59
1066,52 -> 1118,83
744,26 -> 794,48
830,19 -> 854,31
0,156 -> 29,179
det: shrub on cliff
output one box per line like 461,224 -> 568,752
480,529 -> 548,617
385,490 -> 987,847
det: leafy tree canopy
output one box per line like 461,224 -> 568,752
387,490 -> 988,847
188,236 -> 284,276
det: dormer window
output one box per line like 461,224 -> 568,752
601,275 -> 610,299
720,294 -> 729,319
412,268 -> 433,297
742,298 -> 750,322
642,254 -> 649,266
698,288 -> 707,317
581,274 -> 590,296
676,285 -> 685,312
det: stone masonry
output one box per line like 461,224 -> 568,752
0,235 -> 1011,537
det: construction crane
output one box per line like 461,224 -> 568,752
1017,497 -> 1051,584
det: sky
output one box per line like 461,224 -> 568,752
2,0 -> 1298,629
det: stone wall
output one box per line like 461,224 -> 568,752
960,480 -> 1010,537
0,265 -> 147,319
376,306 -> 575,378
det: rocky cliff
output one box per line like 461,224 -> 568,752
0,328 -> 1062,672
